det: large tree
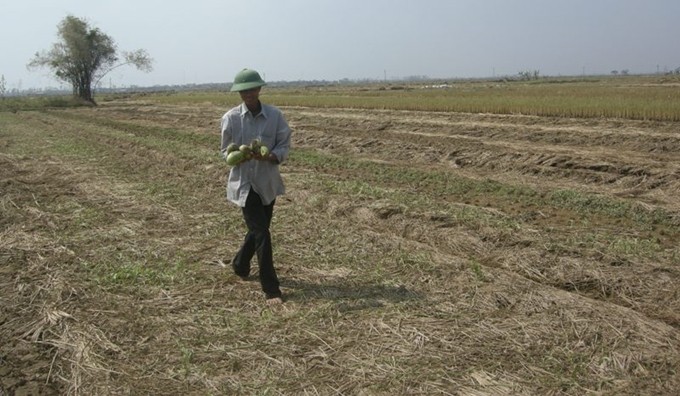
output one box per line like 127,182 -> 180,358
28,15 -> 152,103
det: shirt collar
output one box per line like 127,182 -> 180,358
240,102 -> 267,119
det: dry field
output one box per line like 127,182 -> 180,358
1,86 -> 679,395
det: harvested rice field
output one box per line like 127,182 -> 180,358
1,80 -> 679,395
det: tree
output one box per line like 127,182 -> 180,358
28,15 -> 152,104
518,70 -> 540,81
0,75 -> 6,99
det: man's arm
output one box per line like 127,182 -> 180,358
269,112 -> 291,164
220,115 -> 232,158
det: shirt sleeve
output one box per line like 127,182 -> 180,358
220,114 -> 232,158
271,111 -> 291,164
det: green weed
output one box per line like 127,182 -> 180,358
469,260 -> 487,282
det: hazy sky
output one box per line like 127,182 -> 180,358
1,0 -> 679,90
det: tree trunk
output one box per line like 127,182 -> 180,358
79,85 -> 92,103
73,74 -> 95,104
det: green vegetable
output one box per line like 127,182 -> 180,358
226,143 -> 239,154
226,151 -> 245,166
251,139 -> 262,152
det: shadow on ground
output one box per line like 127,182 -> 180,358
281,278 -> 423,311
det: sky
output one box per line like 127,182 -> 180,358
1,0 -> 679,91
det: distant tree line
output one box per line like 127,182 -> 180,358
518,70 -> 540,80
612,67 -> 680,76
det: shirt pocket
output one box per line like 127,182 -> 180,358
256,119 -> 277,149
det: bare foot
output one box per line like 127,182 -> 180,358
266,297 -> 284,305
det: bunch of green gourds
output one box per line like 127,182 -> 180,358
225,139 -> 270,166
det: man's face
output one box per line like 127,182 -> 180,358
239,87 -> 261,109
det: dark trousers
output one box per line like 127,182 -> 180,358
232,189 -> 281,298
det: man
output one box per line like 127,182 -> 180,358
220,68 -> 291,304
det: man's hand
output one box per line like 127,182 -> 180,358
266,153 -> 279,163
254,152 -> 278,163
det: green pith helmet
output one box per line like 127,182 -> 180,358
230,68 -> 266,92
